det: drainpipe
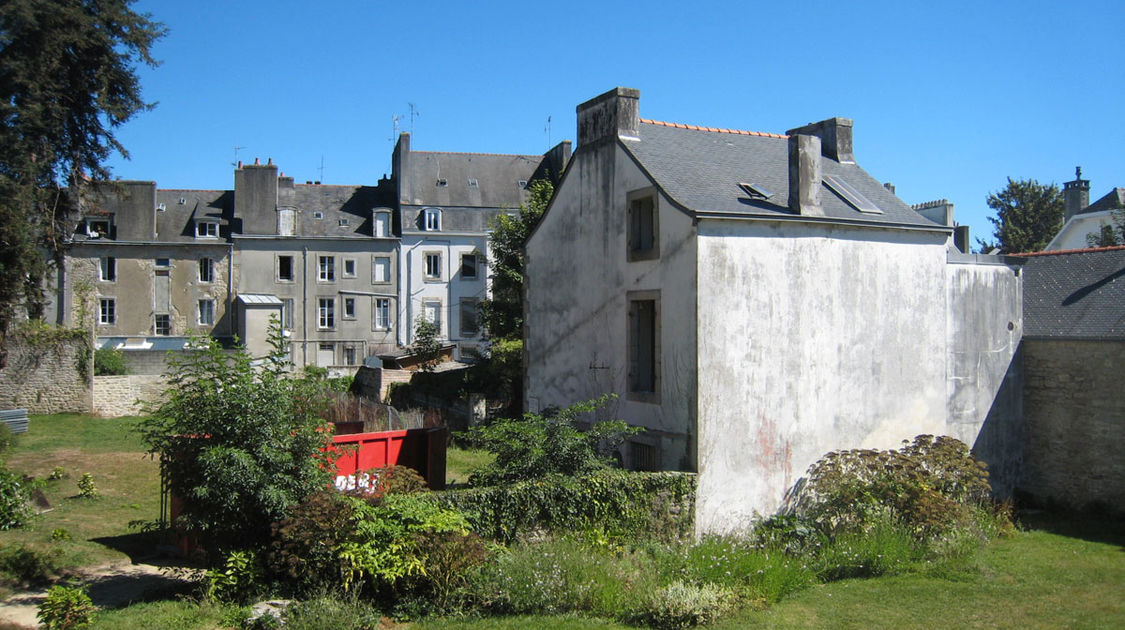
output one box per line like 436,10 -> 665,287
227,242 -> 234,339
302,245 -> 309,367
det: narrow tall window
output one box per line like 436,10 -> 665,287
424,252 -> 441,280
343,258 -> 356,278
199,257 -> 214,283
343,347 -> 356,365
318,298 -> 335,329
99,257 -> 116,282
459,299 -> 479,336
318,256 -> 335,281
460,253 -> 478,279
281,298 -> 294,328
627,192 -> 659,261
155,314 -> 171,336
375,211 -> 391,237
278,255 -> 294,281
423,208 -> 441,231
423,300 -> 441,328
343,297 -> 356,319
374,298 -> 391,330
98,298 -> 115,325
627,292 -> 660,402
198,299 -> 214,325
373,256 -> 391,283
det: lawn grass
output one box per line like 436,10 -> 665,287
0,414 -> 161,587
444,446 -> 493,486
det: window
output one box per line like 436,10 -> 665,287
627,291 -> 660,402
423,300 -> 441,329
374,298 -> 391,330
460,253 -> 478,279
281,298 -> 294,329
372,256 -> 391,284
318,298 -> 335,329
318,256 -> 335,281
424,252 -> 441,280
343,297 -> 356,319
627,191 -> 658,261
630,441 -> 659,472
196,220 -> 219,238
155,257 -> 171,268
375,211 -> 391,237
467,178 -> 479,188
98,298 -> 115,325
85,218 -> 111,238
343,347 -> 356,365
343,258 -> 356,278
99,257 -> 116,282
198,299 -> 214,325
459,299 -> 479,337
338,218 -> 350,227
278,255 -> 294,282
423,208 -> 441,231
278,208 -> 295,235
198,257 -> 214,283
155,314 -> 171,336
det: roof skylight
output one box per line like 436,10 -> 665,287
823,175 -> 883,214
738,182 -> 772,200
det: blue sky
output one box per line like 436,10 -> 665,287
106,0 -> 1125,245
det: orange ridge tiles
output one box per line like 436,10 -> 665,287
639,118 -> 787,139
1016,245 -> 1125,257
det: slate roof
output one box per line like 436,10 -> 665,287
1082,187 -> 1125,215
1021,246 -> 1125,339
622,120 -> 944,229
155,189 -> 233,242
400,151 -> 541,211
278,184 -> 390,238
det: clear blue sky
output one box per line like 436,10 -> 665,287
106,0 -> 1125,246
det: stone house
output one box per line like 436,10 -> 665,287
390,132 -> 569,356
1018,245 -> 1124,510
524,87 -> 1023,533
1046,167 -> 1123,250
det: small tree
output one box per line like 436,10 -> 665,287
1086,205 -> 1125,247
412,318 -> 442,372
138,321 -> 334,558
977,178 -> 1064,253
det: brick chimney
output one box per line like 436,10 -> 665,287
576,87 -> 640,146
786,117 -> 854,164
787,134 -> 823,216
1063,166 -> 1090,221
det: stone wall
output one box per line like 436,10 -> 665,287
93,375 -> 168,417
352,366 -> 412,403
1020,339 -> 1124,511
0,336 -> 92,414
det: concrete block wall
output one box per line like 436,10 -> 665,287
93,375 -> 168,417
0,338 -> 91,414
1020,339 -> 1124,511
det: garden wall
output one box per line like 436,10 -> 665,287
1019,339 -> 1124,511
0,336 -> 91,414
93,374 -> 167,417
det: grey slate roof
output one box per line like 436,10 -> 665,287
279,184 -> 389,237
400,152 -> 541,210
1021,246 -> 1125,339
1082,188 -> 1125,215
155,189 -> 233,242
622,121 -> 944,229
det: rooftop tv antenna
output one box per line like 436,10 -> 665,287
409,102 -> 419,137
318,155 -> 325,183
232,145 -> 246,168
391,114 -> 403,141
545,115 -> 552,147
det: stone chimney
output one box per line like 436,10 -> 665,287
235,158 -> 279,234
786,117 -> 855,164
576,87 -> 640,146
1063,166 -> 1090,221
787,134 -> 822,216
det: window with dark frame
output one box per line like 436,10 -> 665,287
627,192 -> 659,261
99,257 -> 116,282
459,299 -> 479,336
278,256 -> 294,281
198,257 -> 214,283
98,298 -> 115,325
627,294 -> 659,400
460,253 -> 478,279
343,258 -> 356,278
155,314 -> 171,336
198,299 -> 214,325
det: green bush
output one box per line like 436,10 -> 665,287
268,490 -> 357,593
463,395 -> 640,486
205,550 -> 264,604
281,595 -> 381,630
76,473 -> 98,498
138,322 -> 334,558
652,535 -> 815,604
37,584 -> 96,629
0,544 -> 63,587
432,469 -> 695,544
93,347 -> 129,375
625,580 -> 735,630
345,465 -> 429,503
0,465 -> 34,529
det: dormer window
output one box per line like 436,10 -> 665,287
374,210 -> 391,237
436,178 -> 447,187
467,178 -> 479,188
423,208 -> 441,231
196,220 -> 219,238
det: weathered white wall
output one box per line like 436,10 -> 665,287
1045,211 -> 1115,251
694,221 -> 951,532
525,143 -> 698,469
398,234 -> 488,349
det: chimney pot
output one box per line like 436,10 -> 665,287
267,157 -> 273,165
237,160 -> 243,169
1063,165 -> 1090,221
254,157 -> 260,165
884,182 -> 895,194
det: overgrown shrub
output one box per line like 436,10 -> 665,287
462,395 -> 640,486
76,473 -> 97,498
93,347 -> 128,375
268,491 -> 357,593
625,581 -> 735,630
138,323 -> 334,558
433,469 -> 695,544
205,550 -> 264,604
37,584 -> 96,629
281,595 -> 381,630
0,544 -> 63,587
343,465 -> 429,503
0,465 -> 34,529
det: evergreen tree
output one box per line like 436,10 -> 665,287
977,178 -> 1063,253
0,0 -> 164,363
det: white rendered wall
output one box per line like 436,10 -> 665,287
398,234 -> 489,348
694,221 -> 951,533
1045,211 -> 1116,251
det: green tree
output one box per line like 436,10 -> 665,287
977,178 -> 1064,253
138,323 -> 334,558
480,179 -> 553,340
412,318 -> 442,372
1085,206 -> 1125,247
0,0 -> 164,363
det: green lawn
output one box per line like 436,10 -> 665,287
444,446 -> 493,487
